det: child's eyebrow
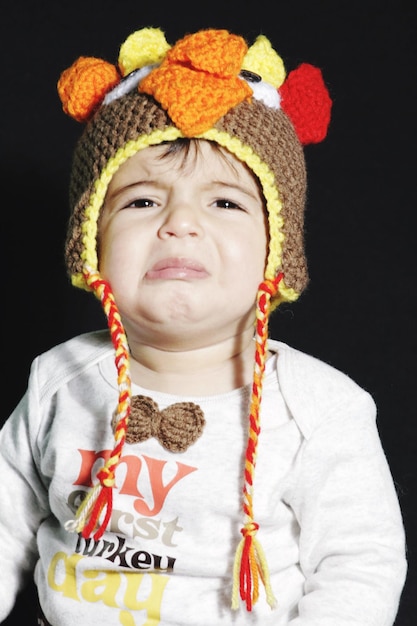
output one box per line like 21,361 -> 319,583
106,179 -> 164,201
207,179 -> 261,201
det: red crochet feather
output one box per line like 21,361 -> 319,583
279,63 -> 332,145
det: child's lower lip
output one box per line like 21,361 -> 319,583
146,267 -> 208,280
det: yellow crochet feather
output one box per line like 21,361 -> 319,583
118,27 -> 171,76
242,35 -> 286,88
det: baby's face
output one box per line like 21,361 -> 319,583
98,140 -> 268,350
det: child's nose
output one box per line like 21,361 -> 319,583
158,204 -> 203,238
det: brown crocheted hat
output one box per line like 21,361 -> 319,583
58,27 -> 332,612
60,27 -> 332,307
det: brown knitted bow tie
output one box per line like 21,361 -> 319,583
112,395 -> 205,452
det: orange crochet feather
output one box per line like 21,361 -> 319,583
139,29 -> 253,136
58,57 -> 120,122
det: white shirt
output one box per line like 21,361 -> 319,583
0,331 -> 407,624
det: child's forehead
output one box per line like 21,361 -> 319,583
123,139 -> 255,179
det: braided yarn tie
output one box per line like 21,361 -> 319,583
231,273 -> 283,611
64,267 -> 131,540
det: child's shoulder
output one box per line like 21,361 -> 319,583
269,339 -> 376,437
32,330 -> 113,389
270,339 -> 362,388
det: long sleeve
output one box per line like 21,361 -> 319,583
287,387 -> 407,625
0,331 -> 112,622
0,389 -> 50,620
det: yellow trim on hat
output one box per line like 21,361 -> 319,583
71,127 -> 183,289
200,128 -> 283,279
71,125 -> 299,304
199,129 -> 299,305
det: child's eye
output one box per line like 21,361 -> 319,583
124,198 -> 156,209
214,198 -> 243,211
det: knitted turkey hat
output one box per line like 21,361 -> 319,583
58,27 -> 332,612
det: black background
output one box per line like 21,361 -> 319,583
1,0 -> 415,623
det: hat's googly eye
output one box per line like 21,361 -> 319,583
240,74 -> 281,110
239,69 -> 262,83
103,64 -> 159,105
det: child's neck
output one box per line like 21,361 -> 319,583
127,332 -> 258,396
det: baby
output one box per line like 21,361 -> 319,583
0,27 -> 406,625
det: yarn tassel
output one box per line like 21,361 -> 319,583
64,267 -> 131,541
231,273 -> 283,611
232,522 -> 277,610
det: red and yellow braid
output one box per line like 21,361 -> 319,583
65,267 -> 131,540
232,273 -> 283,611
